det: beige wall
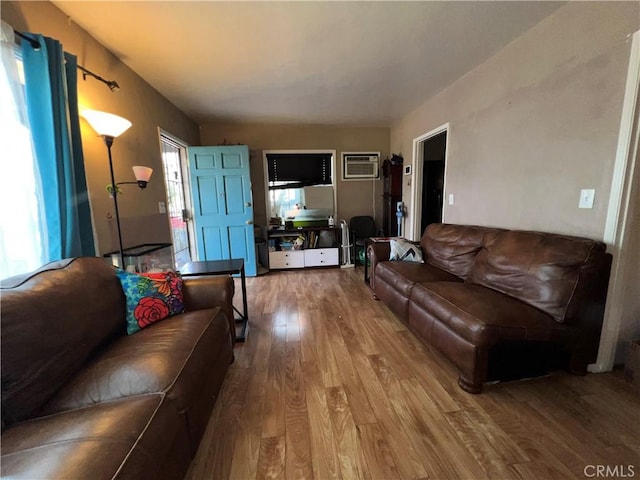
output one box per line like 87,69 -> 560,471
391,2 -> 639,241
2,1 -> 200,255
199,123 -> 390,229
390,2 -> 640,365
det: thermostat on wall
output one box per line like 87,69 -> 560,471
404,165 -> 412,175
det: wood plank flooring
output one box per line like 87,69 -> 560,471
185,267 -> 639,480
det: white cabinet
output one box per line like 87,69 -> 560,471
269,248 -> 339,269
269,251 -> 305,269
267,227 -> 340,270
304,248 -> 339,267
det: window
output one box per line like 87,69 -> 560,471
265,151 -> 336,220
269,187 -> 305,219
266,152 -> 332,190
0,37 -> 45,280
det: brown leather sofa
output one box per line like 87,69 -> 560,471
369,223 -> 612,394
1,257 -> 235,479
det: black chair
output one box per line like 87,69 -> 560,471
349,216 -> 376,266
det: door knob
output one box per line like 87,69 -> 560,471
245,202 -> 252,207
246,220 -> 254,225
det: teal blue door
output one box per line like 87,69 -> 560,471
188,145 -> 257,276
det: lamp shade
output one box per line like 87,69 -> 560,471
132,166 -> 153,182
82,110 -> 132,138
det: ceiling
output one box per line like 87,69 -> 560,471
52,1 -> 564,126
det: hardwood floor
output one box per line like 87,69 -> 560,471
185,267 -> 639,480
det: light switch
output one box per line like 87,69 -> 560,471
579,189 -> 595,209
448,194 -> 455,205
158,201 -> 167,214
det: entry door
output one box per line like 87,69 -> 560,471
160,134 -> 193,269
188,145 -> 257,276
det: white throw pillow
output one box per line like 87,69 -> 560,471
389,239 -> 424,263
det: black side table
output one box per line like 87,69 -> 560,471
180,259 -> 248,342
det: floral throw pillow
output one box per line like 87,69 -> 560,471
389,239 -> 424,263
115,269 -> 185,335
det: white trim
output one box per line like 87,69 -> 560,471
262,149 -> 338,220
590,30 -> 640,372
410,123 -> 449,240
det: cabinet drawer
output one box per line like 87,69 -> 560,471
269,251 -> 304,269
304,248 -> 339,267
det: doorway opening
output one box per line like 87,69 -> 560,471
159,132 -> 194,269
410,124 -> 449,239
421,132 -> 447,233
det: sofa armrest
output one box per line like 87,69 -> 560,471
182,276 -> 235,343
368,242 -> 391,263
368,242 -> 391,291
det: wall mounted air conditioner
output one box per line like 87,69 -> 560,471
342,152 -> 380,180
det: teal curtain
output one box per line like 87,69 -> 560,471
21,34 -> 95,260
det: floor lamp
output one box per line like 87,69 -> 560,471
81,110 -> 153,269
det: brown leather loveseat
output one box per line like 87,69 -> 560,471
1,257 -> 235,479
369,223 -> 612,394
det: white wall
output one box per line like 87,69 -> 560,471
391,2 -> 639,240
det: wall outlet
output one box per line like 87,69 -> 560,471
158,201 -> 167,214
579,189 -> 595,209
448,193 -> 455,205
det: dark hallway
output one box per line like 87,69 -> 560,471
420,131 -> 447,235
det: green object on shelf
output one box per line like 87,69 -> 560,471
292,219 -> 328,227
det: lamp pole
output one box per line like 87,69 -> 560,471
81,110 -> 151,271
104,135 -> 125,268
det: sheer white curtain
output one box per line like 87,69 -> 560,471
0,21 -> 46,280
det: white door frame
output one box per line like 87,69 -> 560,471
157,129 -> 196,265
410,123 -> 450,240
591,30 -> 640,372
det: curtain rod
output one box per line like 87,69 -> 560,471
14,29 -> 120,92
15,30 -> 40,50
77,65 -> 120,92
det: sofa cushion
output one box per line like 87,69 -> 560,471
0,258 -> 126,428
116,269 -> 185,334
0,394 -> 190,480
376,260 -> 461,298
389,239 -> 424,262
410,282 -> 570,347
420,224 -> 502,279
41,307 -> 230,415
468,230 -> 607,323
